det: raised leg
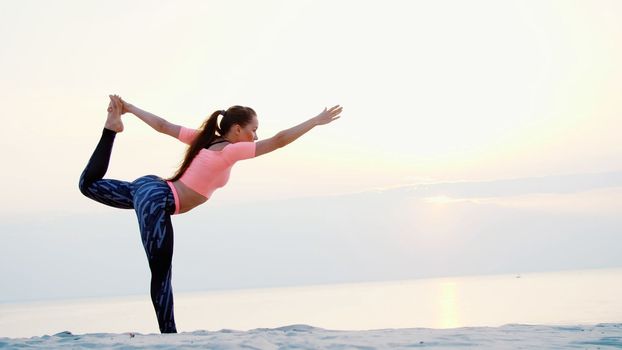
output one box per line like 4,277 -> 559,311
78,97 -> 132,208
78,128 -> 134,209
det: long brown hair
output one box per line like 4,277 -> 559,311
168,105 -> 256,182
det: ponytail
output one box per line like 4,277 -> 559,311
168,110 -> 222,182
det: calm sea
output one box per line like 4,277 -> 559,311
1,267 -> 621,338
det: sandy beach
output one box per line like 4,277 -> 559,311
2,323 -> 621,349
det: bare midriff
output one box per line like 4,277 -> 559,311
169,180 -> 208,214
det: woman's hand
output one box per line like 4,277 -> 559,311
314,105 -> 343,126
118,96 -> 133,114
106,95 -> 131,114
109,95 -> 123,117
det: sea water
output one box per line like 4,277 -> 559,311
1,267 -> 621,338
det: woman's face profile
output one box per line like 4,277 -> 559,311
238,115 -> 258,142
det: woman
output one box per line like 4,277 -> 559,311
79,95 -> 342,333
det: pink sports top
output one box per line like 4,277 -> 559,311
168,126 -> 256,202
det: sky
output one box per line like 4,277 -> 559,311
0,0 -> 621,303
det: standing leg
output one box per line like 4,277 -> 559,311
133,178 -> 178,333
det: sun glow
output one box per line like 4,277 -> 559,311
423,196 -> 459,204
438,281 -> 460,329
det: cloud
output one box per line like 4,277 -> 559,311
381,171 -> 622,199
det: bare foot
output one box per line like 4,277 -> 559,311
105,95 -> 124,132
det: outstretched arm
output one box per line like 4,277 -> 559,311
255,105 -> 342,157
120,99 -> 181,138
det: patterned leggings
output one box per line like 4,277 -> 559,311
78,128 -> 178,333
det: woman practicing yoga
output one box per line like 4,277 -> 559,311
79,95 -> 343,333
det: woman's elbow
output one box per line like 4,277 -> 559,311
274,132 -> 288,148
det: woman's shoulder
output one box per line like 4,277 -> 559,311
221,141 -> 256,160
205,139 -> 230,151
199,141 -> 255,162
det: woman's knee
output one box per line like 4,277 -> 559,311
78,171 -> 93,197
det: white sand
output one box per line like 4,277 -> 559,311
1,323 -> 621,349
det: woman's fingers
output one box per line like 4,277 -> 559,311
322,105 -> 341,114
318,105 -> 343,123
329,106 -> 342,117
118,97 -> 128,114
330,105 -> 342,113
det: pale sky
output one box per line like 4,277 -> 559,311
1,0 -> 621,302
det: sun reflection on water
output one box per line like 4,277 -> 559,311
439,281 -> 460,328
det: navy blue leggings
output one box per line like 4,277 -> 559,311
78,128 -> 178,333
